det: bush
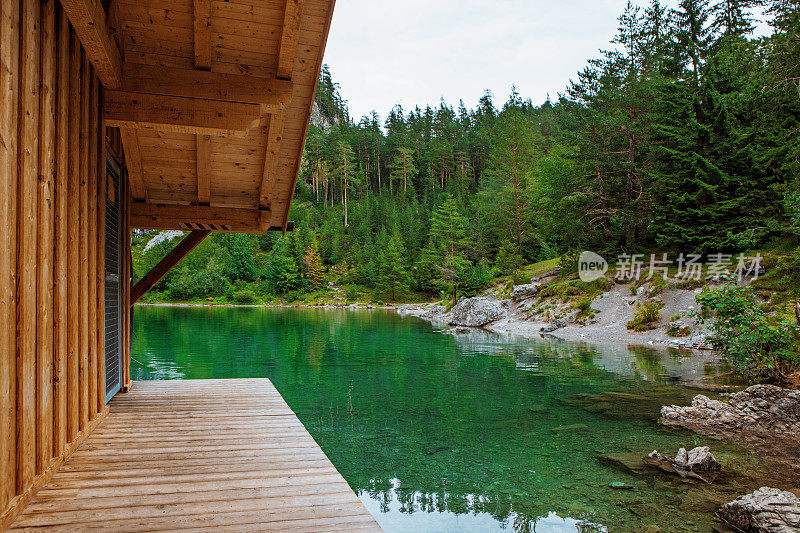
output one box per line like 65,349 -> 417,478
697,284 -> 799,381
283,289 -> 304,303
627,301 -> 664,331
231,288 -> 257,304
166,259 -> 230,300
344,285 -> 359,302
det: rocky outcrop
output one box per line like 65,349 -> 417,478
541,318 -> 568,333
646,446 -> 721,483
718,487 -> 800,533
660,385 -> 800,457
511,283 -> 539,302
448,297 -> 505,327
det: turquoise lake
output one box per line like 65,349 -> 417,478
130,305 -> 765,532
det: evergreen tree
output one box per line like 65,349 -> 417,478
429,198 -> 470,304
304,240 -> 325,289
389,147 -> 417,194
377,232 -> 408,300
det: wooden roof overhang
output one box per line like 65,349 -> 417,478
62,0 -> 336,234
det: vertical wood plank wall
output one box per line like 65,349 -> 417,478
0,0 -> 127,527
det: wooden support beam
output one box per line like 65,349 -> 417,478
196,135 -> 211,205
78,51 -> 89,432
130,231 -> 210,305
121,63 -> 293,108
118,128 -> 146,201
59,0 -> 121,88
66,30 -> 80,445
17,0 -> 41,493
0,0 -> 19,510
130,203 -> 271,233
258,113 -> 284,210
192,0 -> 211,70
53,5 -> 69,461
103,90 -> 261,136
276,0 -> 303,80
36,0 -> 56,473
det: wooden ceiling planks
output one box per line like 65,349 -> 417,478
105,0 -> 334,232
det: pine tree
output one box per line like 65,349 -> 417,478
483,93 -> 539,257
429,198 -> 470,304
304,240 -> 325,289
710,0 -> 759,39
389,147 -> 417,194
377,232 -> 408,300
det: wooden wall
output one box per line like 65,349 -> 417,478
0,0 -> 125,527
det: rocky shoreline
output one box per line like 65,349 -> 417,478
397,283 -> 715,351
661,385 -> 800,461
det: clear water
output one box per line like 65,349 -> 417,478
130,306 -> 767,532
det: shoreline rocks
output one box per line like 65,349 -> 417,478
718,487 -> 800,533
660,385 -> 800,458
448,297 -> 505,327
511,283 -> 539,302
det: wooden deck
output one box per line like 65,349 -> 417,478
8,379 -> 382,532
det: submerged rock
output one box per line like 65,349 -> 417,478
717,487 -> 800,533
646,446 -> 721,483
660,385 -> 800,457
608,481 -> 634,490
448,297 -> 505,327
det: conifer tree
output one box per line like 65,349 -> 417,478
429,198 -> 470,304
377,232 -> 408,300
389,147 -> 417,194
304,240 -> 325,289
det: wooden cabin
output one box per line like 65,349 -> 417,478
1,0 -> 380,529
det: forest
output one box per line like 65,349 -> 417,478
133,0 -> 800,306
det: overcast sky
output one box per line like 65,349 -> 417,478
321,0 -> 769,120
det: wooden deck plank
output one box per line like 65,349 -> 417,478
9,379 -> 381,532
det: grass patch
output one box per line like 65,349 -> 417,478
627,301 -> 664,331
539,276 -> 611,303
666,324 -> 692,337
672,278 -> 705,290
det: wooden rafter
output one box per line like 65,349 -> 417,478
196,135 -> 211,206
258,113 -> 284,210
130,203 -> 271,233
130,230 -> 210,305
192,0 -> 212,70
59,0 -> 122,88
103,90 -> 261,136
121,63 -> 293,108
118,128 -> 146,201
276,0 -> 303,80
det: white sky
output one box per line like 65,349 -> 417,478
321,0 -> 770,120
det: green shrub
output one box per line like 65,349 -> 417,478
512,270 -> 529,286
283,289 -> 304,303
573,297 -> 597,320
648,273 -> 666,296
666,324 -> 691,337
232,288 -> 257,304
627,301 -> 664,331
344,285 -> 359,302
697,283 -> 799,381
